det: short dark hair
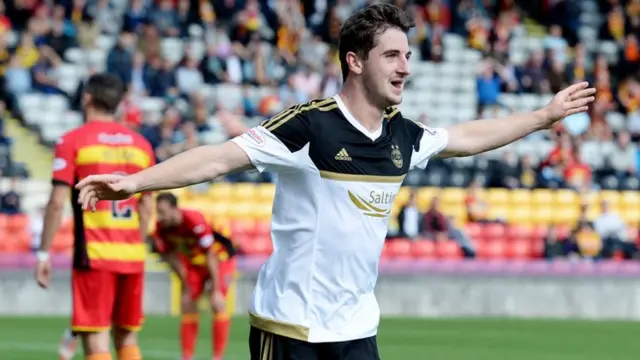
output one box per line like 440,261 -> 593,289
156,192 -> 179,207
83,73 -> 126,114
338,4 -> 414,80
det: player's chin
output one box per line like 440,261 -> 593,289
384,92 -> 402,106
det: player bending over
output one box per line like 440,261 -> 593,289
75,4 -> 595,360
153,192 -> 236,360
36,73 -> 155,360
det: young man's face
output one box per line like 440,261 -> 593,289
361,27 -> 411,108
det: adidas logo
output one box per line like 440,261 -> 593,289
335,148 -> 352,161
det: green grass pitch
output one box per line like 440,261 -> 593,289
0,315 -> 638,360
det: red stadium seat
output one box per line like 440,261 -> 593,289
465,223 -> 483,239
506,225 -> 533,240
51,233 -> 73,253
531,225 -> 548,240
482,223 -> 505,239
230,219 -> 255,237
6,214 -> 28,232
254,220 -> 271,236
556,225 -> 571,240
387,239 -> 412,259
506,239 -> 533,259
411,240 -> 435,259
0,215 -> 8,230
477,239 -> 506,259
434,240 -> 462,259
252,236 -> 273,256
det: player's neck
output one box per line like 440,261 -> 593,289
338,83 -> 384,132
85,109 -> 114,123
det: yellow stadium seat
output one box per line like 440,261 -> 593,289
256,183 -> 276,201
395,187 -> 412,206
581,191 -> 599,206
532,206 -> 553,225
488,205 -> 509,221
554,189 -> 579,206
228,202 -> 256,220
441,205 -> 466,225
551,206 -> 580,225
599,190 -> 621,206
509,189 -> 531,205
208,182 -> 233,201
486,188 -> 510,206
231,183 -> 257,200
417,187 -> 438,210
253,203 -> 274,220
532,189 -> 554,206
621,210 -> 640,227
621,191 -> 640,208
585,206 -> 601,222
441,187 -> 466,205
507,206 -> 533,225
208,202 -> 231,218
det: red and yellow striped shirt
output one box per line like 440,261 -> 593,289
52,121 -> 155,273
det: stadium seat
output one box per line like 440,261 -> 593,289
477,239 -> 506,259
411,240 -> 435,258
554,189 -> 579,206
254,220 -> 270,236
551,206 -> 580,225
621,191 -> 640,209
506,225 -> 533,240
434,240 -> 462,259
506,239 -> 533,259
509,189 -> 532,205
486,188 -> 510,206
599,190 -> 620,206
230,219 -> 256,237
6,214 -> 28,232
257,183 -> 276,201
208,182 -> 234,201
532,189 -> 554,205
482,223 -> 506,239
507,206 -> 532,225
231,183 -> 257,201
387,239 -> 412,259
531,206 -> 553,224
441,187 -> 466,205
465,223 -> 483,239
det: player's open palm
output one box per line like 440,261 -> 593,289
542,81 -> 596,127
76,174 -> 137,211
35,259 -> 51,289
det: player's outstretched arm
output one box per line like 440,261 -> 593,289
76,141 -> 253,210
438,82 -> 596,158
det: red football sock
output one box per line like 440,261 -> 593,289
213,313 -> 231,359
181,313 -> 199,360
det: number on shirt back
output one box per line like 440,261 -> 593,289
110,171 -> 133,219
111,200 -> 133,219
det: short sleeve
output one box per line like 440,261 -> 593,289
184,211 -> 214,250
409,125 -> 449,170
231,107 -> 311,172
51,135 -> 76,186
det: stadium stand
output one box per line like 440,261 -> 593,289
0,0 -> 638,261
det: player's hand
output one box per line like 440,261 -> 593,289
211,291 -> 226,314
75,174 -> 138,211
541,82 -> 596,127
35,259 -> 52,289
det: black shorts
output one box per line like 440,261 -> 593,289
249,326 -> 381,360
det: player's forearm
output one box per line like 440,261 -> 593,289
130,142 -> 250,193
206,252 -> 220,292
39,203 -> 64,252
441,109 -> 549,158
138,195 -> 152,240
163,253 -> 186,282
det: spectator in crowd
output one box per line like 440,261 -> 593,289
397,190 -> 422,239
0,178 -> 21,215
594,200 -> 637,259
543,224 -> 567,260
424,195 -> 475,258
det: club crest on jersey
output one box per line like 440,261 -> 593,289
391,144 -> 403,169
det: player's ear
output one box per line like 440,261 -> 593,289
82,92 -> 92,108
346,51 -> 363,76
